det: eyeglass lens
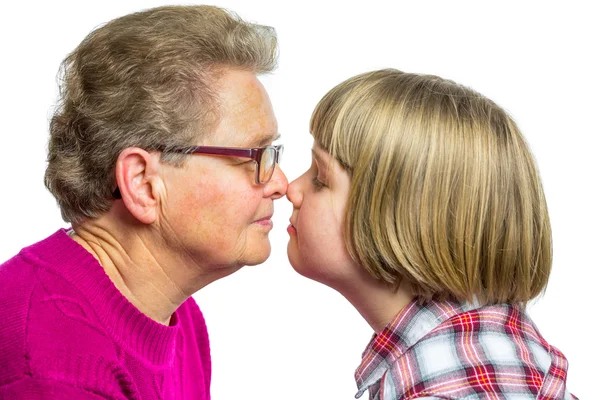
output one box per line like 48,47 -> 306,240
259,147 -> 276,183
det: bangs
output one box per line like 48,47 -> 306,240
309,70 -> 395,170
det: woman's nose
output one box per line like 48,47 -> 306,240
265,164 -> 288,199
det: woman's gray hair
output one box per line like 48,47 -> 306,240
45,5 -> 278,223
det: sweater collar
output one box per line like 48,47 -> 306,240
21,228 -> 181,366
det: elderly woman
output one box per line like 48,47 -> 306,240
0,5 -> 287,399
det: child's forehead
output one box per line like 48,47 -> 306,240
311,144 -> 348,178
311,146 -> 334,169
311,142 -> 330,160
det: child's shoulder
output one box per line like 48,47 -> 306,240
389,303 -> 571,399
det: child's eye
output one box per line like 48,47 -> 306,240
312,176 -> 326,190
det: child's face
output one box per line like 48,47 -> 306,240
286,143 -> 359,287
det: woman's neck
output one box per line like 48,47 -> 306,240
69,215 -> 238,325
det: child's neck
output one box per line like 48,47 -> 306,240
340,277 -> 414,333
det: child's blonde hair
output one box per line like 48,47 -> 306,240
311,69 -> 551,305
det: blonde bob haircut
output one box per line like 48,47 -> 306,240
311,69 -> 551,306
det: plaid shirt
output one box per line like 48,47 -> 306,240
355,300 -> 577,399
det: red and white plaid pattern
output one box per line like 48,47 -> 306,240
355,300 -> 577,399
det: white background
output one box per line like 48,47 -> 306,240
1,1 -> 597,399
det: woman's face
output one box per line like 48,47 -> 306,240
159,70 -> 288,271
286,143 -> 359,286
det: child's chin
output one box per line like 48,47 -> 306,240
287,247 -> 311,278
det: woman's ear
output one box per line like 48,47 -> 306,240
114,147 -> 162,224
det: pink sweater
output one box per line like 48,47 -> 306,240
0,229 -> 211,399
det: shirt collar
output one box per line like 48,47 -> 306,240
354,299 -> 478,398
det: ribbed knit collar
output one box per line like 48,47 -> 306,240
20,228 -> 180,367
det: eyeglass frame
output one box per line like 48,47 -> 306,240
112,144 -> 284,199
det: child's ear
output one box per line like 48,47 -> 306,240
114,147 -> 162,224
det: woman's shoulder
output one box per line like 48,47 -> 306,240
0,263 -> 125,397
0,235 -> 123,387
0,250 -> 41,384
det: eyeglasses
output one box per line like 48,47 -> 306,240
172,144 -> 284,184
113,144 -> 283,199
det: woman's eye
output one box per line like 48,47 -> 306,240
235,159 -> 254,166
312,176 -> 326,190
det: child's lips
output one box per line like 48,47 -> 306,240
287,220 -> 297,235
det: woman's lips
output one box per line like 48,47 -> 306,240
253,215 -> 273,228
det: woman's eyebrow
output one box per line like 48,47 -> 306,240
253,133 -> 281,147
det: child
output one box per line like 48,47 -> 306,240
286,69 -> 576,399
